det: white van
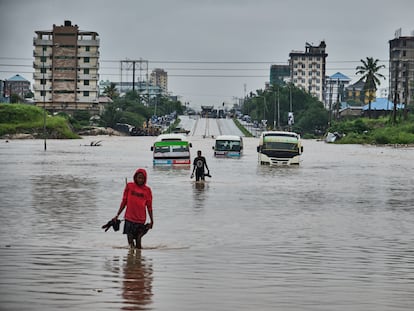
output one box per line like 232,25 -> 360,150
213,135 -> 243,158
257,131 -> 303,165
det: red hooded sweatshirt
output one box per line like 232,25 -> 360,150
120,168 -> 153,224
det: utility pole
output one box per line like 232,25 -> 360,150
120,59 -> 148,102
277,87 -> 280,129
393,60 -> 399,124
42,45 -> 47,151
273,90 -> 276,130
404,61 -> 409,120
336,78 -> 341,119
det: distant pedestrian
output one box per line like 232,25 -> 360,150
114,168 -> 154,249
191,150 -> 209,181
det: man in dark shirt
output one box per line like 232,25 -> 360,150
191,150 -> 209,181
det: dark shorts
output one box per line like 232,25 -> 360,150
195,169 -> 205,181
123,220 -> 148,236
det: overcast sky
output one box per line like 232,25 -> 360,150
1,0 -> 413,109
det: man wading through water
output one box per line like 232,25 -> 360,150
191,150 -> 210,181
114,168 -> 154,249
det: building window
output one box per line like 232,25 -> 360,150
84,68 -> 89,74
84,57 -> 90,63
83,91 -> 89,97
41,56 -> 47,62
86,46 -> 90,51
40,90 -> 46,97
84,80 -> 89,85
41,68 -> 46,74
41,79 -> 46,85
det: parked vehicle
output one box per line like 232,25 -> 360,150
151,134 -> 192,166
212,135 -> 243,158
257,131 -> 303,165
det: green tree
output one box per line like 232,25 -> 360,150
243,84 -> 328,134
355,57 -> 385,119
100,103 -> 122,127
103,82 -> 119,99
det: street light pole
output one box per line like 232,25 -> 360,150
273,91 -> 276,130
277,87 -> 280,129
42,45 -> 47,151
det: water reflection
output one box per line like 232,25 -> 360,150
121,249 -> 153,310
192,181 -> 208,209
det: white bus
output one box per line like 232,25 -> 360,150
151,133 -> 192,166
212,135 -> 243,158
257,131 -> 303,165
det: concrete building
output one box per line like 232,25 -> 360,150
4,74 -> 31,100
325,72 -> 351,110
289,41 -> 328,103
0,80 -> 4,102
99,80 -> 164,98
389,30 -> 414,108
344,80 -> 370,106
150,68 -> 168,94
33,20 -> 100,115
269,64 -> 290,86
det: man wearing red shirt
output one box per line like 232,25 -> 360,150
114,168 -> 154,249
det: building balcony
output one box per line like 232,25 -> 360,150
76,85 -> 98,92
77,51 -> 99,57
77,74 -> 99,80
33,38 -> 53,46
33,62 -> 52,69
33,84 -> 52,91
77,39 -> 100,46
78,62 -> 99,69
33,50 -> 53,57
33,72 -> 52,79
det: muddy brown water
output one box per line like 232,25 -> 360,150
1,136 -> 413,310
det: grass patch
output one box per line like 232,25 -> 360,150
0,103 -> 79,139
329,115 -> 414,145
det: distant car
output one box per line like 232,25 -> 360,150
242,115 -> 251,123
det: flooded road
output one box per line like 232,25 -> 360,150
1,135 -> 414,310
179,115 -> 244,137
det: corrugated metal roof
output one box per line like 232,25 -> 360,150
362,98 -> 404,110
329,72 -> 351,81
7,74 -> 29,82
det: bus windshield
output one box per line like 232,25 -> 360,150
263,141 -> 298,151
215,140 -> 241,152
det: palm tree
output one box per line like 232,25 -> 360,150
103,82 -> 119,99
356,57 -> 385,118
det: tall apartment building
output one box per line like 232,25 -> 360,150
33,20 -> 100,114
289,41 -> 328,103
389,30 -> 414,107
150,68 -> 168,94
269,64 -> 290,86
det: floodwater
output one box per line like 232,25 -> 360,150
1,135 -> 414,311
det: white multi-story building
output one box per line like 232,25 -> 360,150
325,72 -> 351,110
289,41 -> 328,103
33,20 -> 100,114
150,68 -> 168,94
